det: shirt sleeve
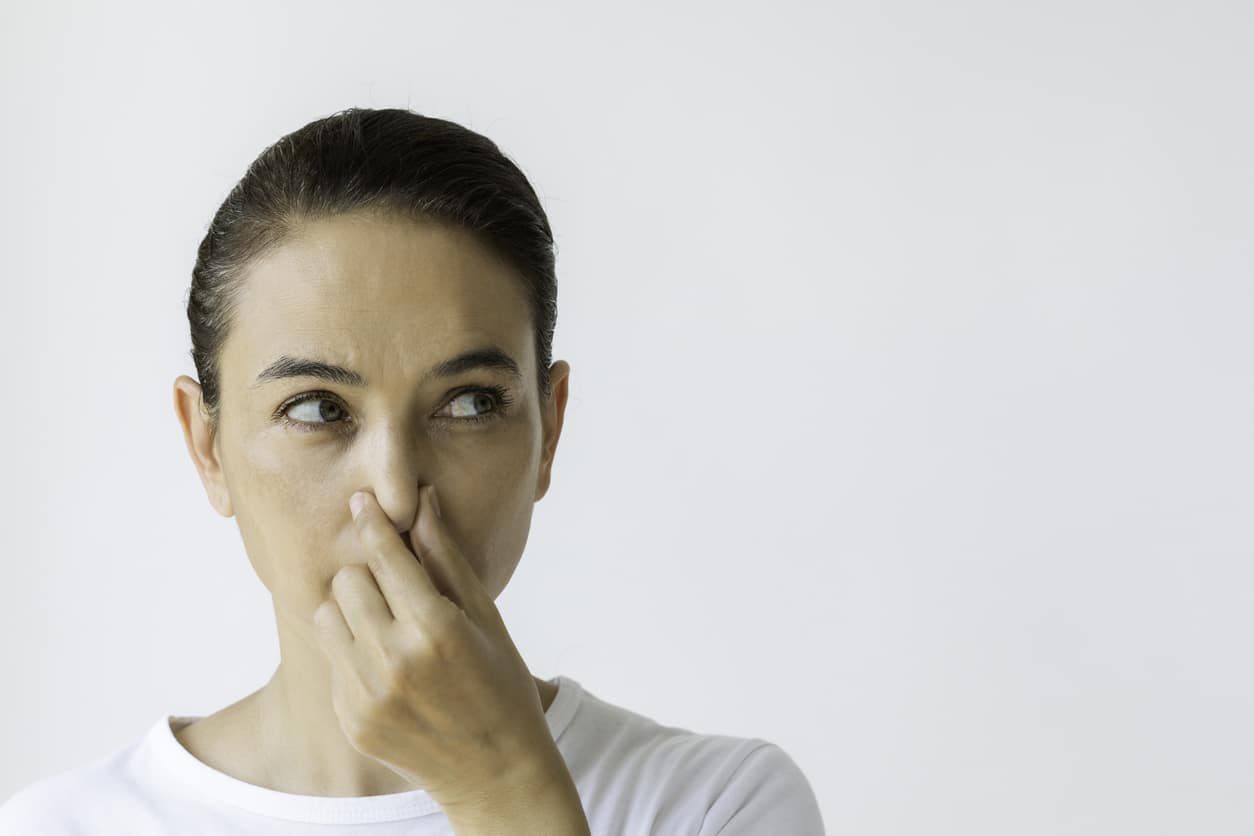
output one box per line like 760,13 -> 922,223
697,742 -> 827,835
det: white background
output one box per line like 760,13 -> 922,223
2,1 -> 1251,833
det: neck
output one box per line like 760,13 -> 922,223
252,605 -> 418,796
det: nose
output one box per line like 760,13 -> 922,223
353,484 -> 423,544
352,431 -> 428,543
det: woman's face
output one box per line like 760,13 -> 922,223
175,210 -> 569,622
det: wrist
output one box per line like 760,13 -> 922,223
445,752 -> 588,836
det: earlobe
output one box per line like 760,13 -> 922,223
533,470 -> 551,503
211,488 -> 235,518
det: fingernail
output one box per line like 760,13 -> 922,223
430,486 -> 442,518
350,491 -> 367,520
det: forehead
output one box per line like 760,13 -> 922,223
223,212 -> 534,385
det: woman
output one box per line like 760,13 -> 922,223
0,107 -> 824,835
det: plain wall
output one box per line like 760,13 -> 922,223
2,1 -> 1251,833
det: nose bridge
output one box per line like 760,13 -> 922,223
359,418 -> 427,535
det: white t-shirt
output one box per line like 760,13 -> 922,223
0,675 -> 825,834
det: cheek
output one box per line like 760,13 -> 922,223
231,446 -> 349,612
443,426 -> 542,595
482,514 -> 533,600
452,476 -> 535,601
236,504 -> 346,616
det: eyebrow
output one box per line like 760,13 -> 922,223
250,345 -> 523,389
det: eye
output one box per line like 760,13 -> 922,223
275,385 -> 514,434
279,393 -> 350,430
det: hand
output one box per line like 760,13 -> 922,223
312,484 -> 559,814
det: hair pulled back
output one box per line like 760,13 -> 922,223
185,107 -> 558,435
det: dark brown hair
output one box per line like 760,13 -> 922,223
184,107 -> 558,434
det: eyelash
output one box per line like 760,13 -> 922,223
273,385 -> 515,434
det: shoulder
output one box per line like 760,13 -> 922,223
0,729 -> 154,835
694,740 -> 826,836
0,770 -> 85,834
557,681 -> 825,835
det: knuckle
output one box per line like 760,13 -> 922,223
365,664 -> 402,708
380,656 -> 412,696
427,606 -> 467,659
366,552 -> 388,578
396,630 -> 434,667
331,564 -> 370,596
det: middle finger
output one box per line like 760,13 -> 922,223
331,563 -> 394,640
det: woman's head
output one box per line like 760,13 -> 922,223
172,108 -> 570,624
187,107 -> 560,433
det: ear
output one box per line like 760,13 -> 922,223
173,375 -> 235,518
534,360 -> 570,503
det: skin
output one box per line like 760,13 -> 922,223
171,209 -> 570,798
